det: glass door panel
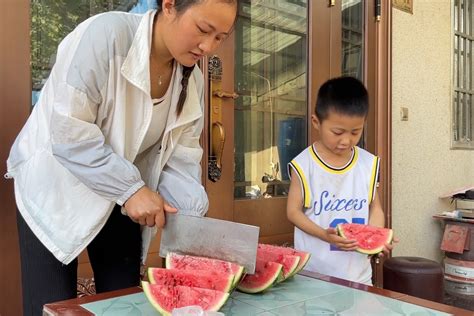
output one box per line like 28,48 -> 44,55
341,0 -> 365,148
233,0 -> 308,200
341,0 -> 364,80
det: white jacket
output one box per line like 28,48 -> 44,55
5,10 -> 208,264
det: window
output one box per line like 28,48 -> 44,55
233,0 -> 308,199
453,0 -> 474,149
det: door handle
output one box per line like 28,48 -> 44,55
211,122 -> 225,170
213,90 -> 239,99
208,55 -> 227,182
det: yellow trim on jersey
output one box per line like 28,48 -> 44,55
368,156 -> 380,203
289,160 -> 311,208
309,145 -> 359,174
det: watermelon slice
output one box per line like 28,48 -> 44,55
237,260 -> 283,294
256,248 -> 300,281
166,252 -> 244,288
148,268 -> 234,292
142,281 -> 229,316
336,223 -> 393,255
258,243 -> 311,274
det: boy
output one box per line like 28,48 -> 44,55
286,76 -> 393,285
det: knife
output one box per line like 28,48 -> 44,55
159,213 -> 259,274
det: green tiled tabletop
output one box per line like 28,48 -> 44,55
81,275 -> 449,315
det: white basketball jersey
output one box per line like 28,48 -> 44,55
288,145 -> 380,285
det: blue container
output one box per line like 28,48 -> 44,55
278,118 -> 305,180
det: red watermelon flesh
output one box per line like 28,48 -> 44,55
337,223 -> 393,255
258,243 -> 311,274
166,252 -> 244,288
148,268 -> 234,292
236,260 -> 283,294
142,281 -> 229,316
256,248 -> 300,280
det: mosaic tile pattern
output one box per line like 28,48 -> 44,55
81,275 -> 450,315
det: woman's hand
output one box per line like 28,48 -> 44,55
124,186 -> 177,227
324,227 -> 359,251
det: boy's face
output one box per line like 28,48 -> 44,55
312,110 -> 365,157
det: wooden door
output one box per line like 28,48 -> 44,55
0,1 -> 30,314
203,0 -> 391,286
203,0 -> 310,246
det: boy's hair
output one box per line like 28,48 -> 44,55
315,76 -> 369,121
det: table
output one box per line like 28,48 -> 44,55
44,271 -> 472,315
433,215 -> 474,224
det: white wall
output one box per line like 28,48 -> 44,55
392,0 -> 474,261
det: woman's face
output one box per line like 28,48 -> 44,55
162,0 -> 237,66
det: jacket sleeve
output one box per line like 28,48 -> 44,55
49,15 -> 144,206
157,70 -> 208,216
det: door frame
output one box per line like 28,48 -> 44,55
0,0 -> 30,314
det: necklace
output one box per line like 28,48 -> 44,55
154,59 -> 174,86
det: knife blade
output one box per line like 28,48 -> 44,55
159,213 -> 259,274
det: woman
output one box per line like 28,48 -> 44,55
6,0 -> 237,314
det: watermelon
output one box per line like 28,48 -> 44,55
166,252 -> 244,288
258,243 -> 311,274
256,248 -> 300,281
336,223 -> 393,255
142,281 -> 229,316
148,268 -> 233,292
237,260 -> 283,294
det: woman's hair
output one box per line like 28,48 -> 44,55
157,0 -> 237,15
156,0 -> 237,116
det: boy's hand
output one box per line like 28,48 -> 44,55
324,227 -> 359,251
376,237 -> 399,258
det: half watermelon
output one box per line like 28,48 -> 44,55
256,248 -> 300,281
237,260 -> 283,294
166,252 -> 244,288
148,268 -> 234,292
258,243 -> 311,274
142,281 -> 229,316
336,223 -> 393,255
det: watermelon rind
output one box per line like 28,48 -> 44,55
142,281 -> 230,315
336,223 -> 394,255
279,255 -> 300,280
236,261 -> 283,294
148,268 -> 234,293
257,244 -> 311,274
142,281 -> 171,316
290,251 -> 311,274
231,265 -> 245,288
256,249 -> 300,281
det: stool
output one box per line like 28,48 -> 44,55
383,256 -> 444,303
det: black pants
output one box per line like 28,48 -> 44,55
16,205 -> 142,316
